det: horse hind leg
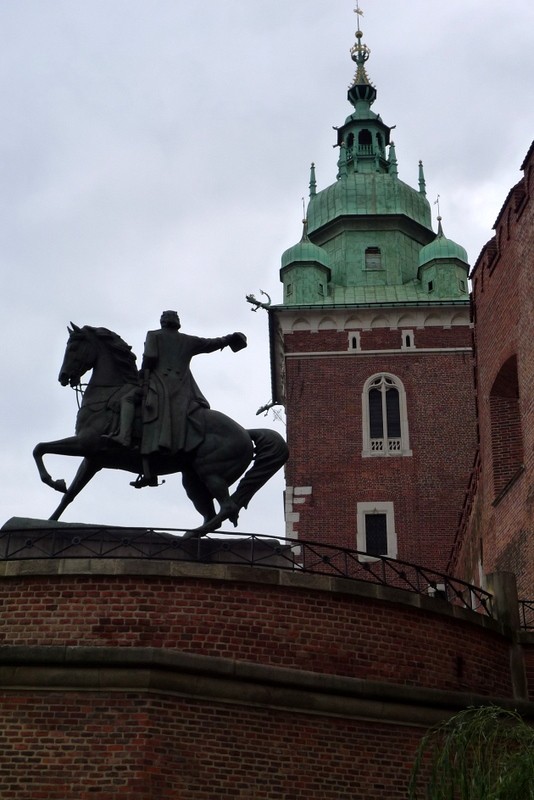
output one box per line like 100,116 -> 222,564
229,429 -> 289,513
184,472 -> 241,536
181,469 -> 216,525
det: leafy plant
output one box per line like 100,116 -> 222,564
408,705 -> 534,800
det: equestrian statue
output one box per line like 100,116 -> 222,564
33,311 -> 289,534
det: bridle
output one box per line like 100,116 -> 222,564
70,382 -> 87,410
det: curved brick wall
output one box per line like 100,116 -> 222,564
0,693 -> 426,800
0,560 -> 514,694
0,559 -> 530,800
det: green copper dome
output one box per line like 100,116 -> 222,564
280,219 -> 331,305
307,171 -> 432,234
281,222 -> 331,269
418,219 -> 468,267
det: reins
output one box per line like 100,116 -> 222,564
71,383 -> 86,410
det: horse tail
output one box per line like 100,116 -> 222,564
230,429 -> 289,512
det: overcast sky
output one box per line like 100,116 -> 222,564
1,0 -> 532,535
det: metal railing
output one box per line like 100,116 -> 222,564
519,599 -> 534,631
0,525 -> 494,619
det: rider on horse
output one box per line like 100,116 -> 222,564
35,318 -> 287,529
106,310 -> 247,488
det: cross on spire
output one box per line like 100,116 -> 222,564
355,1 -> 364,34
350,1 -> 372,91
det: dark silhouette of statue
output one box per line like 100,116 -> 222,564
33,316 -> 288,534
106,310 -> 247,488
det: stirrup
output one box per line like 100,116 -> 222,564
130,474 -> 158,489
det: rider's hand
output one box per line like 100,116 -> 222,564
227,332 -> 247,352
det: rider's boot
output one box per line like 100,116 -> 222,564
130,457 -> 158,489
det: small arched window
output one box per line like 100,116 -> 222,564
362,374 -> 411,457
358,129 -> 373,155
401,330 -> 415,350
348,331 -> 361,351
376,132 -> 384,154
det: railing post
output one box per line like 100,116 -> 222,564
486,571 -> 528,700
486,571 -> 520,630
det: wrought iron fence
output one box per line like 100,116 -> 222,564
519,599 -> 534,631
0,524 -> 494,619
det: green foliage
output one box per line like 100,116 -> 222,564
408,705 -> 534,800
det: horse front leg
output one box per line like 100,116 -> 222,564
33,436 -> 88,493
49,458 -> 100,521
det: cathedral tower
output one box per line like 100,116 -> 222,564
269,8 -> 477,571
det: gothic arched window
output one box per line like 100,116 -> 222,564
362,374 -> 412,457
490,355 -> 523,501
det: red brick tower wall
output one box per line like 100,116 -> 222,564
282,320 -> 476,571
453,143 -> 534,597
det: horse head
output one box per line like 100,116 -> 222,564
58,324 -> 98,387
58,324 -> 139,389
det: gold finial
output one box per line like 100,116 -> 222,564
350,2 -> 372,85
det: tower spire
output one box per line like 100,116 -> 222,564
309,162 -> 317,197
337,3 -> 390,174
419,161 -> 427,196
348,3 -> 376,108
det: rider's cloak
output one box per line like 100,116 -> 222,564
140,328 -> 229,456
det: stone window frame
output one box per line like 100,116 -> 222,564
401,329 -> 415,350
362,373 -> 412,458
357,501 -> 397,560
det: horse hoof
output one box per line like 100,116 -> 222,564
181,528 -> 205,540
53,479 -> 67,494
223,501 -> 240,528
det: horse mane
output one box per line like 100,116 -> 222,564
85,326 -> 139,383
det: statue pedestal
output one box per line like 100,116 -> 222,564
0,517 -> 290,567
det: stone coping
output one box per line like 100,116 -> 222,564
0,556 -> 507,636
1,645 -> 533,727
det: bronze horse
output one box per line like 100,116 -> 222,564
33,325 -> 288,533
